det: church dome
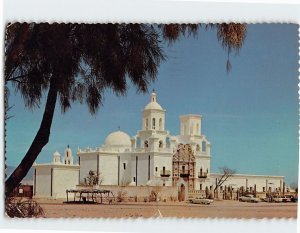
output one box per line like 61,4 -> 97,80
53,151 -> 61,157
144,101 -> 163,110
104,130 -> 131,148
143,91 -> 163,111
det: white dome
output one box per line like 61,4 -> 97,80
144,101 -> 163,110
53,151 -> 61,156
144,91 -> 163,110
104,130 -> 131,148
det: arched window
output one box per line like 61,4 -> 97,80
196,123 -> 199,134
196,144 -> 200,151
159,118 -> 162,130
166,137 -> 170,148
145,119 -> 148,130
136,137 -> 141,148
144,140 -> 149,148
200,168 -> 203,176
152,118 -> 156,129
159,140 -> 163,148
202,141 -> 206,152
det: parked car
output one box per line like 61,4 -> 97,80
284,195 -> 298,202
239,194 -> 260,203
188,198 -> 214,205
282,195 -> 292,202
273,196 -> 291,202
273,196 -> 285,202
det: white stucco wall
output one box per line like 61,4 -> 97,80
210,173 -> 284,192
52,167 -> 79,198
34,166 -> 51,198
153,154 -> 173,186
99,155 -> 118,185
119,154 -> 132,185
34,165 -> 79,198
79,153 -> 98,183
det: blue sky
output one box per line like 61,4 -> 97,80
6,24 -> 299,185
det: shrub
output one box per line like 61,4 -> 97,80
116,190 -> 127,202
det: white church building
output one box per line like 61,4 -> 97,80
33,91 -> 284,199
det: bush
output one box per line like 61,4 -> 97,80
116,190 -> 127,202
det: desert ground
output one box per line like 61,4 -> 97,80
37,199 -> 297,218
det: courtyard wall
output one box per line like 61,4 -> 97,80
76,184 -> 178,202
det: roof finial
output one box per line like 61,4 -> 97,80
118,126 -> 120,131
151,89 -> 157,102
67,144 -> 70,148
152,88 -> 155,93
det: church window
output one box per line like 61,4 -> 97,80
196,123 -> 199,134
200,168 -> 203,176
145,119 -> 148,130
155,167 -> 158,172
202,141 -> 206,152
136,137 -> 141,148
200,184 -> 202,190
68,160 -> 70,165
182,166 -> 185,173
159,118 -> 162,130
196,144 -> 200,151
263,187 -> 265,192
144,140 -> 149,148
152,118 -> 156,129
166,137 -> 170,148
65,161 -> 66,164
159,140 -> 163,148
123,163 -> 126,170
133,177 -> 136,182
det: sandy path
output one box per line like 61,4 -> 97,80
38,200 -> 297,219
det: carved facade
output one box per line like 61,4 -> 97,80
172,144 -> 196,190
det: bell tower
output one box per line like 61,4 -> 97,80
64,145 -> 73,165
180,115 -> 202,136
141,90 -> 166,131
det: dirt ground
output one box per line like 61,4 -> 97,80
37,199 -> 297,219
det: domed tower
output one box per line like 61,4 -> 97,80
64,145 -> 73,165
103,130 -> 132,152
52,151 -> 61,164
142,90 -> 166,131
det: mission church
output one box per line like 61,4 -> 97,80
33,91 -> 284,198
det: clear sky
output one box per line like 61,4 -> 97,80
6,24 -> 299,185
